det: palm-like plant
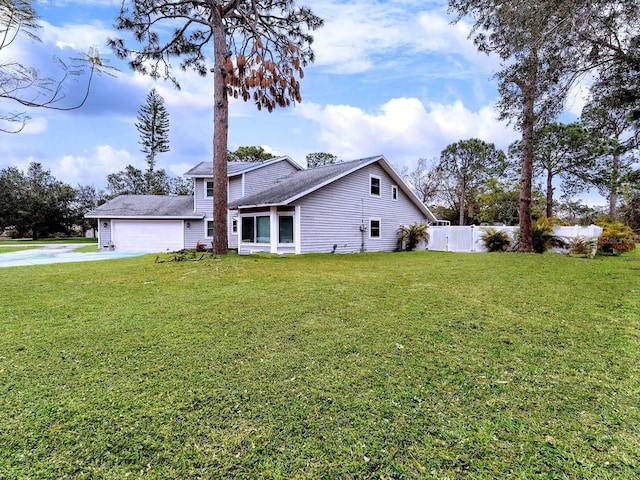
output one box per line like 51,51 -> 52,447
568,236 -> 597,257
480,228 -> 512,252
398,223 -> 429,251
531,218 -> 567,253
514,218 -> 566,253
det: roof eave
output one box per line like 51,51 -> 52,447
231,202 -> 289,210
263,156 -> 386,206
84,214 -> 205,220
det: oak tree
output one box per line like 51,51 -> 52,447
438,139 -> 506,225
0,162 -> 74,239
228,145 -> 276,163
110,0 -> 323,253
306,152 -> 338,168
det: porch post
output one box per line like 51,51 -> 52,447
270,207 -> 278,254
295,206 -> 301,254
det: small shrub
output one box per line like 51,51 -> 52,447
597,222 -> 637,254
480,228 -> 512,252
568,236 -> 597,257
398,223 -> 429,251
532,218 -> 566,253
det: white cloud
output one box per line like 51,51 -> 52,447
306,0 -> 496,77
564,76 -> 594,118
297,97 -> 519,166
40,20 -> 113,52
54,145 -> 135,186
21,117 -> 49,135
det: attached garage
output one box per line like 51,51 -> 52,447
111,220 -> 184,252
85,195 -> 202,253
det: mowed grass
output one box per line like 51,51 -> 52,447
1,250 -> 638,479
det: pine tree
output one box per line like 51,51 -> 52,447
135,88 -> 170,194
110,0 -> 323,254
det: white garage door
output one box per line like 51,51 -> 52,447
112,220 -> 184,252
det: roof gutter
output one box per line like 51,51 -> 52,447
84,214 -> 206,220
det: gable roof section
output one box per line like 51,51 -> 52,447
85,195 -> 204,219
228,155 -> 438,222
184,156 -> 302,178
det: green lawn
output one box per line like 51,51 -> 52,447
1,250 -> 638,479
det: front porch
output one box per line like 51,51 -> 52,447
236,205 -> 301,255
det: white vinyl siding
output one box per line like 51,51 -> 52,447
243,161 -> 299,197
98,219 -> 112,249
228,177 -> 243,203
193,160 -> 299,216
184,219 -> 205,249
194,178 -> 212,213
297,164 -> 427,253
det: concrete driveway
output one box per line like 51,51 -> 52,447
0,244 -> 144,268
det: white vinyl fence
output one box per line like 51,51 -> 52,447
426,224 -> 603,253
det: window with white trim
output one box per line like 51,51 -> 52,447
205,180 -> 214,198
231,218 -> 238,234
241,215 -> 270,243
206,220 -> 214,238
369,218 -> 381,238
391,185 -> 398,201
370,175 -> 381,196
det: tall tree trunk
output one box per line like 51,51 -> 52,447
546,171 -> 554,218
212,17 -> 229,255
609,152 -> 619,218
518,78 -> 536,252
459,186 -> 466,226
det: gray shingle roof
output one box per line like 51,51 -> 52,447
85,195 -> 202,219
184,156 -> 301,177
228,155 -> 438,222
184,161 -> 256,177
228,156 -> 382,208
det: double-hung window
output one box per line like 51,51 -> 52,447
370,175 -> 381,196
369,218 -> 381,238
205,180 -> 214,198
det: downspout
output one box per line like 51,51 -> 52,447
360,199 -> 366,253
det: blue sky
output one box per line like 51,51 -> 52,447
1,0 -> 597,201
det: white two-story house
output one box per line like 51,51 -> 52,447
86,155 -> 438,254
